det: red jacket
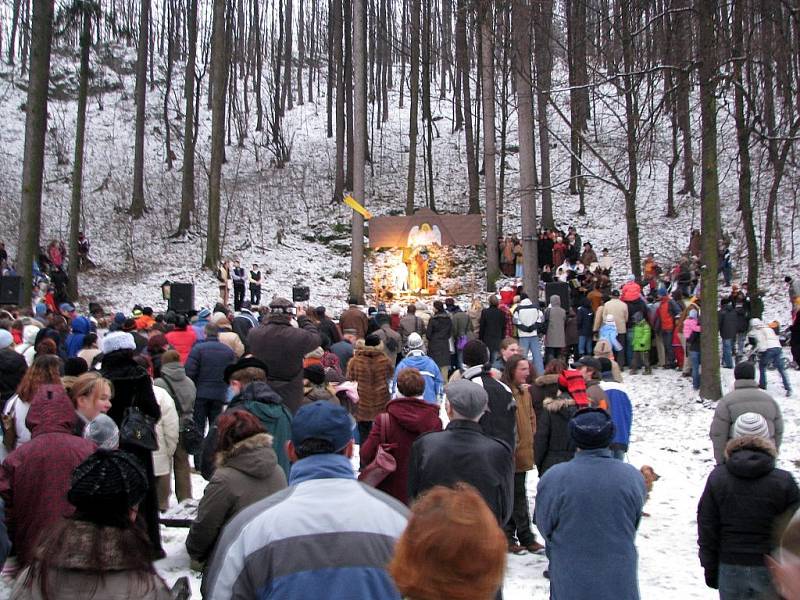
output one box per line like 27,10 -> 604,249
360,397 -> 442,505
165,327 -> 197,364
0,384 -> 95,565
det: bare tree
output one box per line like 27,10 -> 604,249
480,0 -> 499,288
177,0 -> 198,235
129,0 -> 150,219
350,0 -> 367,302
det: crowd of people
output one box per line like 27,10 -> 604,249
0,222 -> 796,598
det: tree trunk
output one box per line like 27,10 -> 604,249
350,0 -> 366,302
129,0 -> 150,219
513,0 -> 539,296
620,1 -> 641,279
282,0 -> 294,111
297,0 -> 305,104
17,0 -> 55,303
205,0 -> 228,269
405,0 -> 420,215
67,6 -> 91,300
163,0 -> 175,170
480,0 -> 499,289
177,0 -> 198,235
7,0 -> 22,65
533,0 -> 554,229
332,0 -> 346,202
344,0 -> 354,189
456,0 -> 479,214
697,0 -> 721,400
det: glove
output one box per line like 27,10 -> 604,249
704,570 -> 718,590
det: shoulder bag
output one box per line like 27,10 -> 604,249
358,413 -> 397,487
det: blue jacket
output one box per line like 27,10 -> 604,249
192,318 -> 209,342
65,316 -> 91,358
392,353 -> 443,404
598,323 -> 622,351
203,453 -> 408,600
535,449 -> 646,600
601,381 -> 633,450
185,335 -> 236,400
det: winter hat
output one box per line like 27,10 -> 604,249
627,274 -> 635,282
462,340 -> 490,368
407,332 -> 424,350
605,314 -> 615,324
68,449 -> 148,525
161,350 -> 181,365
64,357 -> 89,377
113,312 -> 126,325
224,355 -> 269,383
569,407 -> 615,450
734,361 -> 756,381
733,412 -> 770,440
0,329 -> 12,349
198,308 -> 211,320
688,309 -> 698,319
60,303 -> 75,314
101,331 -> 136,355
445,379 -> 489,420
131,308 -> 143,318
83,414 -> 120,450
304,364 -> 326,386
365,333 -> 382,347
210,312 -> 229,326
305,346 -> 324,360
291,401 -> 353,452
576,356 -> 601,373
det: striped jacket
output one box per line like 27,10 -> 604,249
202,453 -> 408,599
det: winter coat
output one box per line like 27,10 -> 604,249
530,373 -> 560,425
698,436 -> 800,589
398,314 -> 425,348
316,317 -> 342,346
185,335 -> 236,401
564,310 -> 579,346
450,310 -> 473,344
598,323 -> 622,351
748,320 -> 782,352
12,520 -> 172,600
684,317 -> 702,351
374,324 -> 402,366
510,384 -> 535,472
0,385 -> 95,565
360,398 -> 442,505
479,306 -> 506,354
152,385 -> 180,477
620,281 -> 642,303
718,304 -> 739,341
201,381 -> 293,480
631,321 -> 652,352
187,433 -> 287,565
347,346 -> 394,422
338,306 -> 370,340
164,327 -> 197,364
601,381 -> 633,452
247,315 -> 321,415
576,306 -> 594,337
594,298 -> 629,333
709,379 -> 783,464
16,326 -> 39,367
535,448 -> 647,600
231,310 -> 258,344
545,295 -> 567,349
586,378 -> 609,409
513,298 -> 545,339
154,361 -> 196,418
0,348 -> 26,403
65,317 -> 90,358
425,312 -> 453,368
409,420 -> 513,525
329,340 -> 355,373
192,318 -> 210,342
463,365 -> 517,450
534,396 -> 578,475
392,353 -> 443,404
218,328 -> 245,358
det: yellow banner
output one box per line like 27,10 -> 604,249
344,195 -> 372,220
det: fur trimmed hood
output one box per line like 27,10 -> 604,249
725,434 -> 777,460
215,432 -> 275,469
724,435 -> 777,479
534,373 -> 561,387
543,395 -> 576,413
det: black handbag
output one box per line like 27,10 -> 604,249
120,405 -> 159,451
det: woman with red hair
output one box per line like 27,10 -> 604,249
389,484 -> 507,600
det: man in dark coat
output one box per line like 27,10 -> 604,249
315,306 -> 342,344
718,299 -> 739,369
0,384 -> 95,565
246,298 -> 320,414
536,408 -> 646,600
338,298 -> 369,340
408,378 -> 513,527
479,296 -> 507,364
232,301 -> 259,344
425,301 -> 452,381
0,329 -> 26,403
185,324 -> 236,457
231,260 -> 246,312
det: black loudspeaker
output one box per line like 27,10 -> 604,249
545,281 -> 571,312
169,283 -> 195,313
292,286 -> 310,303
0,276 -> 22,306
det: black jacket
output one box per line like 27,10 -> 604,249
718,305 -> 739,341
317,317 -> 342,345
698,436 -> 800,588
479,306 -> 506,353
463,366 -> 517,450
425,311 -> 452,367
534,396 -> 578,475
408,420 -> 513,526
0,349 -> 26,403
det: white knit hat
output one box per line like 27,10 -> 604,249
733,412 -> 770,440
101,331 -> 136,355
407,332 -> 424,350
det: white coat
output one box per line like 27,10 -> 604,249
151,385 -> 179,477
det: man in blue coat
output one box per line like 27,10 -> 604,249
535,407 -> 647,600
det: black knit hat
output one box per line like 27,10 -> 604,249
64,357 -> 89,377
365,333 -> 382,347
462,339 -> 490,368
68,450 -> 148,525
569,407 -> 615,450
303,364 -> 326,385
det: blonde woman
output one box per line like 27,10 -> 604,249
68,372 -> 113,436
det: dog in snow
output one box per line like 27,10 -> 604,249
640,465 -> 660,516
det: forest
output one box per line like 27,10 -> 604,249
3,0 -> 800,400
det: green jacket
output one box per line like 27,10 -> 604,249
632,321 -> 652,351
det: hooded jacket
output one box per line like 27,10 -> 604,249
513,298 -> 544,338
187,433 -> 287,565
534,395 -> 578,475
601,380 -> 633,451
360,398 -> 442,504
392,352 -> 443,404
65,316 -> 91,358
201,381 -> 293,480
698,436 -> 800,587
425,311 -> 453,367
748,319 -> 782,352
154,361 -> 197,418
0,385 -> 95,565
717,304 -> 739,341
16,325 -> 40,367
164,327 -> 197,364
593,298 -> 629,334
152,385 -> 180,477
545,295 -> 567,348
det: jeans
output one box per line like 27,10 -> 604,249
663,331 -> 675,366
689,351 -> 701,390
519,336 -> 544,376
578,335 -> 593,358
736,333 -> 747,358
721,338 -> 734,369
504,472 -> 537,546
194,397 -> 224,466
718,563 -> 779,600
759,347 -> 792,393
